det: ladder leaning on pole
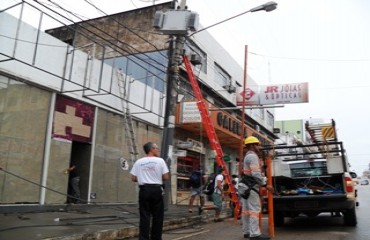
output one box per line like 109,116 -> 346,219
182,54 -> 241,219
116,69 -> 139,164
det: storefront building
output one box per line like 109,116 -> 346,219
0,2 -> 276,206
174,101 -> 274,203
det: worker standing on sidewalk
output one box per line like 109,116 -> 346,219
241,136 -> 274,239
130,142 -> 169,240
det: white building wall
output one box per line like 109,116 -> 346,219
0,11 -> 165,125
0,7 -> 274,131
192,30 -> 274,131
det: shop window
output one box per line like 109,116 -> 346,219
184,40 -> 207,74
177,156 -> 200,190
105,50 -> 168,93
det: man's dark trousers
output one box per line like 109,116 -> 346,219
139,185 -> 164,240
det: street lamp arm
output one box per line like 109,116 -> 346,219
189,1 -> 277,36
189,9 -> 251,36
250,1 -> 278,12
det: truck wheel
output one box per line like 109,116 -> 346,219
274,211 -> 284,227
343,207 -> 357,226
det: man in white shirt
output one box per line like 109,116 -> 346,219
212,167 -> 225,222
200,166 -> 225,222
130,142 -> 169,240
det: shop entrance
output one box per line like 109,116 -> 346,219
66,141 -> 91,203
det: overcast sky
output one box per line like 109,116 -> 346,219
2,0 -> 370,173
184,0 -> 370,174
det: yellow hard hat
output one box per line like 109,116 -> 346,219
244,136 -> 260,145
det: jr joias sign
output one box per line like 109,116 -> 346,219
237,82 -> 309,105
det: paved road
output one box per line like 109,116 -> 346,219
140,185 -> 370,240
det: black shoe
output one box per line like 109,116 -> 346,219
213,218 -> 224,222
249,235 -> 270,240
198,206 -> 203,215
244,234 -> 250,238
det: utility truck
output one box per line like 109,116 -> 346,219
262,120 -> 358,226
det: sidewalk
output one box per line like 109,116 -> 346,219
0,203 -> 233,240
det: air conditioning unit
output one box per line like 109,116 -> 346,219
190,54 -> 202,65
222,84 -> 236,93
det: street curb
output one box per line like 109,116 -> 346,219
43,212 -> 227,240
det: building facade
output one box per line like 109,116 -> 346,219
0,2 -> 275,205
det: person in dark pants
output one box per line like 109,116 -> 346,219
188,170 -> 205,213
67,164 -> 81,204
130,142 -> 170,240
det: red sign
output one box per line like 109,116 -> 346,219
260,82 -> 309,104
236,86 -> 259,105
244,88 -> 255,100
236,82 -> 309,106
53,95 -> 95,143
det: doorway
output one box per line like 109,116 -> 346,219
67,141 -> 91,203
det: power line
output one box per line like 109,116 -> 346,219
1,2 -> 168,119
45,0 -> 168,70
249,51 -> 370,62
82,0 -> 168,59
8,2 -> 237,114
30,0 -> 245,95
27,0 -> 168,77
26,0 -> 168,84
130,0 -> 138,8
0,168 -> 83,203
0,33 -> 68,47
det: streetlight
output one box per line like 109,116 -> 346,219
189,1 -> 277,36
236,3 -> 277,174
250,1 -> 278,12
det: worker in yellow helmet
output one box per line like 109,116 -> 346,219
240,136 -> 273,239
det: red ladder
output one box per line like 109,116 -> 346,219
182,55 -> 241,218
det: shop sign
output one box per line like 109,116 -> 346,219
236,82 -> 309,105
176,140 -> 194,149
215,112 -> 246,138
236,86 -> 259,105
260,82 -> 309,105
187,138 -> 205,154
180,102 -> 201,123
53,95 -> 95,143
213,111 -> 272,145
173,150 -> 187,157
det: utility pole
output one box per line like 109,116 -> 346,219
160,34 -> 185,209
239,45 -> 248,175
155,0 -> 197,209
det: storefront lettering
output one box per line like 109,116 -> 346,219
216,112 -> 248,137
264,84 -> 302,93
215,112 -> 271,145
264,84 -> 304,101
